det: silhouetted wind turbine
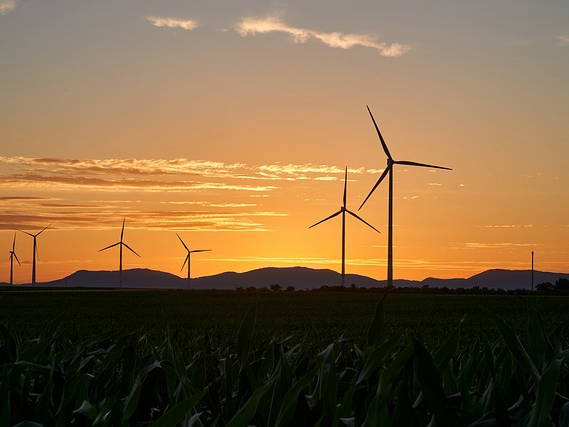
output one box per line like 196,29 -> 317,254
8,233 -> 20,285
99,219 -> 140,288
309,167 -> 380,286
359,105 -> 452,288
176,234 -> 211,286
20,225 -> 49,284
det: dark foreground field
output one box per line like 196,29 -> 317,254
1,289 -> 568,345
1,290 -> 569,426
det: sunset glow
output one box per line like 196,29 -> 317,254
1,0 -> 568,283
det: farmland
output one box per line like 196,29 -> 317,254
0,289 -> 568,345
1,289 -> 569,425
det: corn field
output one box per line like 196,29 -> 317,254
2,300 -> 569,426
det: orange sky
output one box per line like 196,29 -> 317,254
1,0 -> 568,283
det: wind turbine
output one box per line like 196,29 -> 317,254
8,233 -> 20,285
359,105 -> 452,288
309,167 -> 380,286
99,219 -> 140,288
176,234 -> 211,286
20,225 -> 49,284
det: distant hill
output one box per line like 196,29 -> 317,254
3,266 -> 568,290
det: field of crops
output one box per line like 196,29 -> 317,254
1,290 -> 569,426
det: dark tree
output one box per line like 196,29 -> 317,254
536,282 -> 554,292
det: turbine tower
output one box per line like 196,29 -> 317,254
309,167 -> 380,286
359,105 -> 452,288
176,234 -> 211,286
99,219 -> 140,288
8,233 -> 20,285
20,225 -> 49,284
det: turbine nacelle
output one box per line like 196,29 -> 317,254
360,105 -> 453,288
176,233 -> 212,280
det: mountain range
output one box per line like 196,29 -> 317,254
2,267 -> 569,291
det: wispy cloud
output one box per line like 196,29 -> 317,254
0,157 -> 381,187
235,15 -> 410,57
464,242 -> 539,249
146,16 -> 198,31
556,34 -> 569,46
0,210 -> 286,232
0,0 -> 16,15
161,201 -> 257,208
480,224 -> 534,229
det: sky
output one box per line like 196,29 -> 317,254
1,0 -> 568,283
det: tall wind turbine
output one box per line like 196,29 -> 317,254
8,233 -> 20,285
99,219 -> 140,288
176,234 -> 211,286
309,167 -> 380,286
359,105 -> 452,288
20,225 -> 49,284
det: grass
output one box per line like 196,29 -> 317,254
1,289 -> 569,425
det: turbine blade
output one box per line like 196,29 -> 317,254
367,105 -> 392,159
343,167 -> 347,208
123,242 -> 141,257
12,233 -> 16,251
190,249 -> 212,253
36,225 -> 50,236
13,252 -> 21,266
99,242 -> 120,252
120,218 -> 125,241
395,160 -> 452,170
18,230 -> 35,237
358,166 -> 390,210
346,210 -> 381,233
180,254 -> 189,272
308,210 -> 342,229
176,233 -> 189,251
35,242 -> 40,261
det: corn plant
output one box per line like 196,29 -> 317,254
1,302 -> 568,426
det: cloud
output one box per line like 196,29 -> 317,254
464,242 -> 539,249
0,157 -> 382,186
556,34 -> 569,46
0,173 -> 277,192
0,196 -> 55,201
235,15 -> 410,57
0,0 -> 16,15
146,16 -> 198,31
0,210 -> 285,232
481,224 -> 534,229
161,201 -> 257,208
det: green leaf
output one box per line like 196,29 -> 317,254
434,315 -> 464,370
226,378 -> 274,427
238,306 -> 257,371
413,338 -> 459,426
367,296 -> 386,347
150,390 -> 206,427
492,315 -> 539,380
122,360 -> 161,422
12,423 -> 44,427
274,367 -> 317,427
527,358 -> 562,427
356,340 -> 395,385
558,401 -> 569,427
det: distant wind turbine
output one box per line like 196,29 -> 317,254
20,225 -> 49,284
309,167 -> 380,286
176,234 -> 211,286
359,105 -> 452,288
8,233 -> 20,285
99,219 -> 140,288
